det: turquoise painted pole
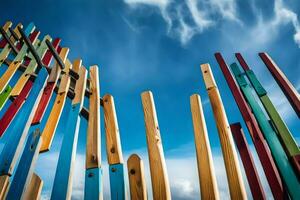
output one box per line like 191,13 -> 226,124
230,62 -> 300,199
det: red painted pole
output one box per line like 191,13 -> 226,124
0,39 -> 59,136
230,122 -> 266,200
215,53 -> 288,200
259,52 -> 300,118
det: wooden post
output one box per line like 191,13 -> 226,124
230,62 -> 300,199
215,53 -> 286,200
236,53 -> 300,176
127,154 -> 147,200
0,40 -> 55,175
5,129 -> 42,200
0,21 -> 12,42
141,91 -> 171,200
190,94 -> 219,200
0,175 -> 9,200
84,65 -> 102,200
40,56 -> 75,153
23,173 -> 43,200
200,63 -> 247,200
259,52 -> 300,118
230,123 -> 266,200
103,94 -> 126,200
51,66 -> 87,200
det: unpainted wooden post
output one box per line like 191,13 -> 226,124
200,63 -> 247,200
23,173 -> 43,200
141,91 -> 171,200
190,94 -> 219,200
127,154 -> 147,200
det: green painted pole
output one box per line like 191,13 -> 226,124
236,53 -> 300,176
230,62 -> 300,199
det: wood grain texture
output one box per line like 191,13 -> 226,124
10,35 -> 52,96
40,57 -> 73,152
200,63 -> 247,200
86,65 -> 101,169
23,173 -> 43,200
47,47 -> 69,83
141,91 -> 171,200
127,154 -> 147,200
190,94 -> 219,200
0,175 -> 9,200
72,66 -> 87,107
103,94 -> 123,165
2,21 -> 12,32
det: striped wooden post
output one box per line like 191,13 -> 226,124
84,65 -> 102,200
141,91 -> 171,200
259,52 -> 300,118
236,53 -> 300,175
230,122 -> 266,199
230,62 -> 300,199
39,53 -> 75,153
103,94 -> 126,200
6,129 -> 42,200
127,154 -> 147,200
215,53 -> 287,200
23,173 -> 43,200
190,94 -> 219,200
200,63 -> 247,200
0,38 -> 56,176
51,66 -> 87,200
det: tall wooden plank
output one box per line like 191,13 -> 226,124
215,53 -> 286,200
127,154 -> 147,200
51,66 -> 87,200
259,52 -> 300,117
0,175 -> 9,199
200,63 -> 247,200
103,94 -> 126,199
40,57 -> 74,152
141,91 -> 171,200
84,65 -> 103,200
190,94 -> 219,200
230,62 -> 300,199
230,123 -> 266,200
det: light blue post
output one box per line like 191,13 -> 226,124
84,168 -> 103,200
6,129 -> 42,200
109,163 -> 126,200
230,62 -> 300,199
51,104 -> 81,200
0,68 -> 48,175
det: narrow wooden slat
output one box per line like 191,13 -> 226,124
141,91 -> 171,200
6,129 -> 42,200
200,63 -> 247,200
0,85 -> 12,110
0,21 -> 12,46
23,173 -> 43,200
103,94 -> 123,165
10,35 -> 52,96
230,62 -> 300,199
0,175 -> 9,199
40,57 -> 73,152
230,123 -> 266,200
51,67 -> 87,200
127,154 -> 147,200
215,53 -> 286,199
259,52 -> 300,117
190,94 -> 219,200
86,65 -> 101,168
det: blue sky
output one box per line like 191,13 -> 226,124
0,0 -> 300,199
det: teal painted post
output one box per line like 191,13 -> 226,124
230,62 -> 300,199
84,168 -> 102,200
51,104 -> 81,200
109,164 -> 126,200
6,129 -> 42,200
0,68 -> 48,175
